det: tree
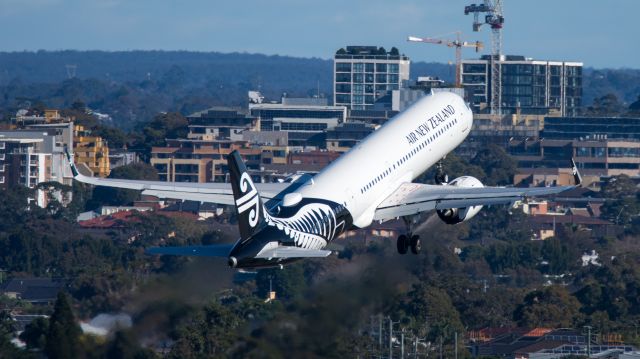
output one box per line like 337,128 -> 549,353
19,316 -> 49,350
106,330 -> 158,359
513,286 -> 582,327
599,175 -> 640,226
585,93 -> 625,115
471,144 -> 518,186
403,284 -> 464,341
45,292 -> 83,359
169,300 -> 241,358
629,95 -> 640,113
255,263 -> 307,301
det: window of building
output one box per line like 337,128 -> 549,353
336,73 -> 351,82
336,63 -> 351,72
463,64 -> 487,73
353,63 -> 364,72
335,84 -> 351,93
388,64 -> 399,74
365,63 -> 374,72
353,73 -> 364,83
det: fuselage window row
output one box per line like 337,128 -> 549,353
360,116 -> 459,194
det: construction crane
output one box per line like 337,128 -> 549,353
464,0 -> 504,115
407,32 -> 483,87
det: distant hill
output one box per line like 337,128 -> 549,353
0,51 -> 638,128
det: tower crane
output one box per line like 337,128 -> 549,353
464,0 -> 504,115
407,32 -> 483,87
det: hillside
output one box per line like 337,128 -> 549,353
0,51 -> 638,128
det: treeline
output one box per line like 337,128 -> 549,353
3,51 -> 638,131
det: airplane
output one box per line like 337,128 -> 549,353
65,92 -> 582,269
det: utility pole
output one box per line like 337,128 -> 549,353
455,331 -> 458,359
400,328 -> 405,359
388,318 -> 400,359
584,325 -> 592,357
379,315 -> 383,351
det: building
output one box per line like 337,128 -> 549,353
510,138 -> 640,184
347,108 -> 398,126
325,122 -> 376,152
187,106 -> 257,140
74,125 -> 110,177
109,149 -> 139,169
1,277 -> 66,304
461,55 -> 582,116
390,77 -> 465,112
151,138 -> 261,182
0,130 -> 74,207
334,46 -> 410,110
470,328 -> 637,359
541,116 -> 640,141
249,102 -> 347,148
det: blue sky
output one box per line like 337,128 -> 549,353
0,0 -> 637,68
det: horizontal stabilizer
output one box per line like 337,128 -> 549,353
145,244 -> 234,257
255,246 -> 331,259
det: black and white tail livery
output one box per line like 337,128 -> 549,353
228,151 -> 266,241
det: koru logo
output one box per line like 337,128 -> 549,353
235,172 -> 260,227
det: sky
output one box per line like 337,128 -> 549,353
0,0 -> 637,68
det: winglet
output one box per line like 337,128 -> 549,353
63,145 -> 79,177
570,158 -> 582,187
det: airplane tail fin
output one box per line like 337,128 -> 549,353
228,150 -> 267,240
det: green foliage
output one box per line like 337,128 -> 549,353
513,286 -> 582,327
255,263 -> 307,301
106,330 -> 158,359
584,93 -> 626,115
19,316 -> 49,350
403,284 -> 464,341
471,144 -> 518,185
45,292 -> 83,359
168,299 -> 241,358
133,112 -> 188,160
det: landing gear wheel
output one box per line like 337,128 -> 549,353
435,160 -> 449,185
410,235 -> 421,254
397,234 -> 408,255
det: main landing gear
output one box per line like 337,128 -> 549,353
435,159 -> 449,185
397,216 -> 421,255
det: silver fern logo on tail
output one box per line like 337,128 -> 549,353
264,203 -> 343,249
235,172 -> 261,228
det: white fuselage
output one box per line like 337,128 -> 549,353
297,92 -> 473,228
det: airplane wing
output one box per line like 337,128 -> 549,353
65,149 -> 288,205
375,158 -> 582,221
255,246 -> 332,259
374,183 -> 577,221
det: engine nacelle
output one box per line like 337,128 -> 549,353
436,176 -> 484,225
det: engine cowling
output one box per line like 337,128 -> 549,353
436,176 -> 484,225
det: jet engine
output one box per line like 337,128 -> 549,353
436,176 -> 484,225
